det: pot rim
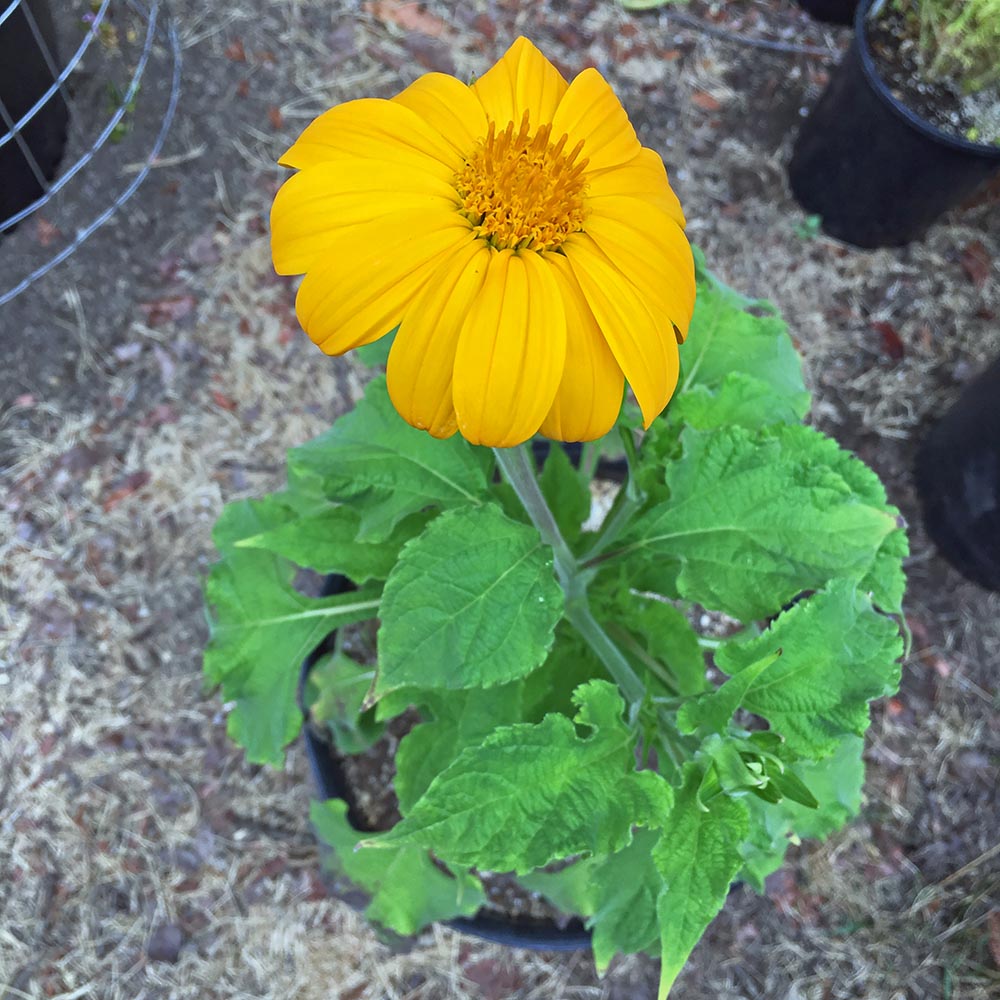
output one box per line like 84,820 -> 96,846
855,0 -> 1000,159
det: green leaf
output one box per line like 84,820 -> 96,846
354,326 -> 397,367
677,649 -> 782,734
676,258 -> 809,419
738,799 -> 791,893
211,496 -> 294,553
518,858 -> 599,920
307,652 -> 382,754
777,734 -> 865,839
205,563 -> 381,765
367,680 -> 674,874
714,581 -> 902,757
624,425 -> 900,620
606,593 -> 708,696
522,835 -> 665,972
769,425 -> 908,613
706,737 -> 767,796
653,769 -> 749,999
865,528 -> 909,616
539,444 -> 591,546
375,505 -> 564,697
204,502 -> 382,766
671,372 -> 807,431
765,763 -> 819,810
520,624 -> 604,721
739,735 -> 865,891
310,799 -> 485,935
588,829 -> 662,972
289,376 -> 491,540
394,683 -> 525,814
237,502 -> 432,582
634,416 -> 683,503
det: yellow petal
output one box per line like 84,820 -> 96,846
586,148 -> 686,228
551,68 -> 641,173
472,37 -> 568,128
295,218 -> 474,355
279,98 -> 460,175
453,249 -> 567,447
392,74 -> 488,159
540,255 -> 625,442
563,234 -> 679,428
584,200 -> 696,341
387,240 -> 491,438
271,160 -> 460,276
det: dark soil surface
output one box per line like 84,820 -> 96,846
867,5 -> 997,143
2,2 -> 999,999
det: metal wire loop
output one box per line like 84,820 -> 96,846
0,0 -> 182,307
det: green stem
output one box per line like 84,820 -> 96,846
607,623 -> 679,695
493,443 -> 646,709
579,440 -> 601,482
565,602 -> 646,708
580,541 -> 637,571
580,427 -> 645,562
581,487 -> 642,563
493,445 -> 576,585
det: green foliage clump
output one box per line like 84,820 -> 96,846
202,250 -> 908,999
889,0 -> 1000,92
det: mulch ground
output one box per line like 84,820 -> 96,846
2,2 -> 999,998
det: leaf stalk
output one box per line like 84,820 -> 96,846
493,444 -> 646,709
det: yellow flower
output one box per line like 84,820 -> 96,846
271,38 -> 695,447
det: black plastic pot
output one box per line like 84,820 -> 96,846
788,0 -> 1000,248
298,575 -> 593,951
914,356 -> 1000,592
0,0 -> 70,227
795,0 -> 859,26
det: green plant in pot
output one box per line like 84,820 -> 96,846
789,0 -> 1000,247
203,38 -> 909,998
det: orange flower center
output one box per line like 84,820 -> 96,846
455,111 -> 589,252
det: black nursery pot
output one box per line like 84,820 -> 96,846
914,356 -> 1000,593
788,0 -> 1000,248
795,0 -> 859,26
0,0 -> 69,228
297,577 -> 593,952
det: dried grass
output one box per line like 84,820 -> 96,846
2,1 -> 999,998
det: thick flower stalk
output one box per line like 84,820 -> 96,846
271,38 -> 695,447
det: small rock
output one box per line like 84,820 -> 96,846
147,923 -> 184,963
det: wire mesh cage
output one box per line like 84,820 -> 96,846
0,0 -> 181,307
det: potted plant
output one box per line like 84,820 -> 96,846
204,38 -> 908,997
788,0 -> 1000,247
